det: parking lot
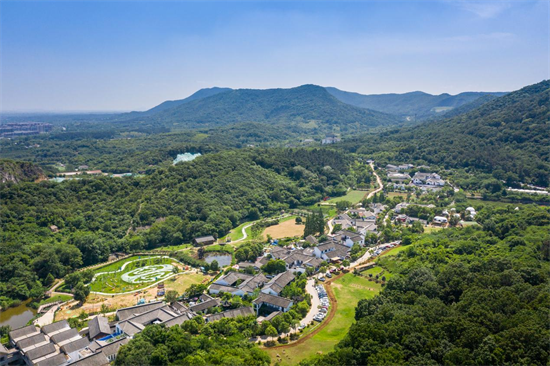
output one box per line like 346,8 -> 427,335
313,284 -> 330,322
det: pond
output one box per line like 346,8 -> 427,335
0,299 -> 36,329
173,152 -> 202,165
204,254 -> 232,267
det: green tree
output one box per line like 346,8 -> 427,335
73,282 -> 90,303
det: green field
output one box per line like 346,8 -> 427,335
89,256 -> 178,294
323,190 -> 368,204
266,273 -> 381,365
37,294 -> 73,306
220,221 -> 255,242
153,243 -> 192,252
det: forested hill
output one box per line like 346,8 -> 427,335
342,80 -> 550,187
124,85 -> 400,134
302,205 -> 550,366
325,86 -> 507,119
0,159 -> 44,183
136,87 -> 233,116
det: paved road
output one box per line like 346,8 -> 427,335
34,304 -> 61,327
232,222 -> 255,243
302,279 -> 321,326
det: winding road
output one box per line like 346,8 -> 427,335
367,162 -> 383,199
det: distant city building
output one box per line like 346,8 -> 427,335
0,123 -> 53,138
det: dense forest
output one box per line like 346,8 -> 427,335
0,148 -> 352,306
341,80 -> 550,187
302,205 -> 550,366
325,87 -> 506,119
121,85 -> 400,133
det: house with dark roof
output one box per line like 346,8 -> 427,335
189,298 -> 221,314
214,272 -> 252,287
193,235 -> 216,246
9,325 -> 40,345
35,353 -> 67,366
69,352 -> 109,366
257,310 -> 282,324
261,271 -> 295,296
253,293 -> 293,315
88,337 -> 129,363
50,328 -> 80,347
205,307 -> 255,323
88,316 -> 111,340
24,343 -> 58,365
41,320 -> 70,337
115,300 -> 164,321
334,230 -> 364,247
305,235 -> 318,245
314,241 -> 350,262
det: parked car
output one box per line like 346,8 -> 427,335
326,273 -> 332,278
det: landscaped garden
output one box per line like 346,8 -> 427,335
89,256 -> 182,294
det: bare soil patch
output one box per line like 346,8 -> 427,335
263,220 -> 304,239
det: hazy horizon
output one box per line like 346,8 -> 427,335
1,0 -> 548,112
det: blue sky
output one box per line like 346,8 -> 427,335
1,0 -> 548,112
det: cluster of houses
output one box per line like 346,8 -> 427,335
385,164 -> 445,188
2,291 -> 263,366
392,203 -> 478,227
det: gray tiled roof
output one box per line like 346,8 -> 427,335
215,272 -> 252,286
193,235 -> 215,244
88,316 -> 111,339
16,333 -> 47,350
70,352 -> 109,366
89,337 -> 129,358
262,271 -> 295,295
253,293 -> 293,309
115,301 -> 164,321
60,337 -> 90,354
25,343 -> 57,361
41,320 -> 70,336
50,328 -> 79,345
162,312 -> 196,327
36,353 -> 68,366
206,307 -> 255,323
189,298 -> 220,313
9,325 -> 39,341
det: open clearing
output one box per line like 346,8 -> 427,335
322,190 -> 368,204
266,273 -> 381,365
263,219 -> 304,239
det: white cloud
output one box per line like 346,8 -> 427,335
450,0 -> 513,18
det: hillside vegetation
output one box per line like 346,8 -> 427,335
343,80 -> 550,186
0,148 -> 354,307
326,87 -> 507,119
0,159 -> 44,183
302,205 -> 550,366
128,85 -> 400,134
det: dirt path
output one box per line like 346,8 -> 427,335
126,202 -> 143,236
367,162 -> 383,199
232,222 -> 255,243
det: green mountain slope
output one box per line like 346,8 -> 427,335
344,80 -> 550,186
133,85 -> 401,134
326,86 -> 507,119
0,159 -> 44,183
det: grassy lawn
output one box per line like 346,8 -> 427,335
380,245 -> 409,257
324,190 -> 368,204
38,294 -> 73,306
90,256 -> 178,294
266,273 -> 381,365
153,243 -> 192,252
220,221 -> 255,242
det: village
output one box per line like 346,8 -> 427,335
1,161 -> 486,366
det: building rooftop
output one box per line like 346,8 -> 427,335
253,293 -> 293,309
88,316 -> 111,339
41,320 -> 70,337
24,342 -> 57,361
60,337 -> 91,355
9,324 -> 39,342
70,352 -> 109,366
116,301 -> 164,321
35,353 -> 68,366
